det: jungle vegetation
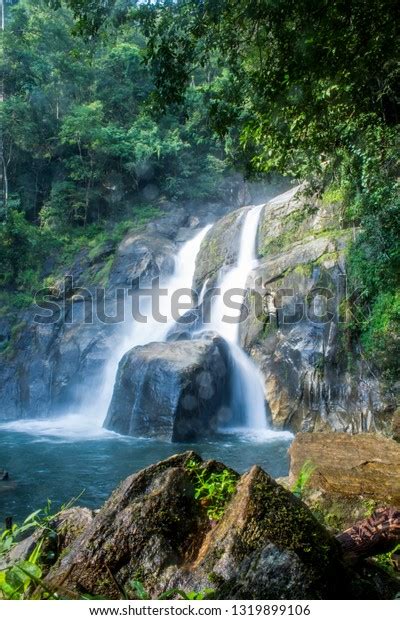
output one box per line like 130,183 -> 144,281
1,0 -> 399,379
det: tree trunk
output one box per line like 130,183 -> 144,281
336,507 -> 400,564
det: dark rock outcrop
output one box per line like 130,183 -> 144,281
392,409 -> 400,442
109,232 -> 175,288
104,337 -> 231,441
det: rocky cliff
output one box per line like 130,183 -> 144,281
192,187 -> 397,434
0,186 -> 396,435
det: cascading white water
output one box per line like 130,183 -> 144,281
3,226 -> 211,438
209,205 -> 262,342
2,196 -> 294,441
205,205 -> 270,430
93,224 -> 212,426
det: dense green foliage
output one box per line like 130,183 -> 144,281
1,0 -> 399,378
0,0 -> 231,302
77,0 -> 399,381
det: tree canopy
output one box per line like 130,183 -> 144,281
1,0 -> 399,378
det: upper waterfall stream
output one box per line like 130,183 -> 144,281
202,205 -> 278,433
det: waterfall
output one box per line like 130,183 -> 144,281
203,205 -> 269,430
3,226 -> 211,438
208,205 -> 262,342
2,203 -> 291,441
95,224 -> 212,426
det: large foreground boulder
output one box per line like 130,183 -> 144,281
103,337 -> 231,441
45,452 -> 360,600
162,463 -> 345,599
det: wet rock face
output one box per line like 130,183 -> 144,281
103,337 -> 231,441
239,190 -> 396,434
45,452 -> 357,600
109,232 -> 175,288
288,432 -> 400,506
192,208 -> 247,293
186,185 -> 395,435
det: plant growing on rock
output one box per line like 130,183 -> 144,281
373,544 -> 400,577
186,459 -> 238,521
291,461 -> 316,499
0,496 -> 82,600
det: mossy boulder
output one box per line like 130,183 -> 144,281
45,452 -> 209,599
42,452 -> 371,600
165,465 -> 346,599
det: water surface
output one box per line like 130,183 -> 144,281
0,429 -> 292,523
